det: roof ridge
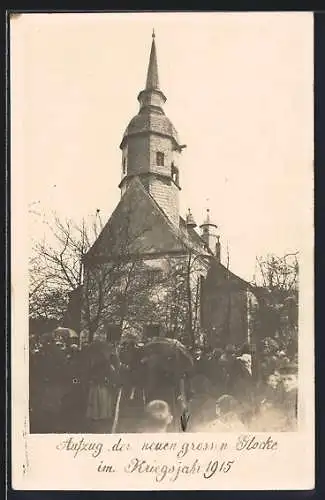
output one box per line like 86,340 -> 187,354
211,260 -> 253,289
85,177 -> 142,258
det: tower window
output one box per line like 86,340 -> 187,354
156,152 -> 164,166
122,157 -> 127,174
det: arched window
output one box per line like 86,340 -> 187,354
122,157 -> 127,174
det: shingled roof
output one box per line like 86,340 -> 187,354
204,257 -> 257,294
84,177 -> 211,263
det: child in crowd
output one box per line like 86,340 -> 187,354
278,363 -> 298,431
197,394 -> 246,432
140,400 -> 173,433
262,370 -> 284,405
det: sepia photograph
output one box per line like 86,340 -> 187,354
11,9 -> 308,434
10,12 -> 314,490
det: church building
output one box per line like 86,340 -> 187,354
76,31 -> 258,349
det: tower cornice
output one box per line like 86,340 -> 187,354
119,129 -> 182,151
137,89 -> 167,106
118,171 -> 182,191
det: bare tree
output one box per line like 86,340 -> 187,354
149,249 -> 208,347
253,253 -> 299,295
29,210 -> 104,328
251,252 -> 299,351
80,205 -> 161,342
29,201 -> 209,347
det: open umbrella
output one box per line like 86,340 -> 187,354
141,337 -> 193,374
140,338 -> 193,430
118,339 -> 145,368
53,327 -> 79,339
82,340 -> 120,370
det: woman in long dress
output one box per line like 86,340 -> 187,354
85,354 -> 119,433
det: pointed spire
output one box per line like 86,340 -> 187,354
137,30 -> 167,113
145,29 -> 160,90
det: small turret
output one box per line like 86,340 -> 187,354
200,209 -> 220,256
186,208 -> 197,229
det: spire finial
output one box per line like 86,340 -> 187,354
152,28 -> 155,39
145,29 -> 159,90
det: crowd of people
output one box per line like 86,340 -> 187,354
29,330 -> 298,434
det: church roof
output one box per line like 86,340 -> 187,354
120,112 -> 180,148
84,177 -> 210,262
204,258 -> 256,293
179,216 -> 212,254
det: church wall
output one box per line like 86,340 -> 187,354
80,252 -> 209,345
202,285 -> 249,348
149,135 -> 173,173
146,135 -> 179,226
229,289 -> 248,345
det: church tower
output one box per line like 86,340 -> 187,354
119,31 -> 185,227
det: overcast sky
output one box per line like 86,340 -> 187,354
11,12 -> 313,281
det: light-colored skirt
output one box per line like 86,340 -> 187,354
86,384 -> 113,420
